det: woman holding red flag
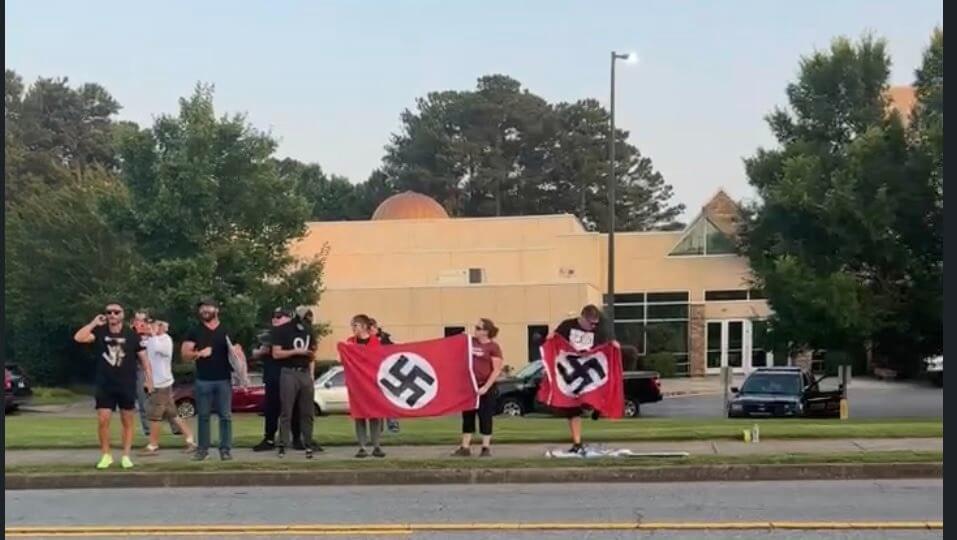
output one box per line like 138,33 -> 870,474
452,318 -> 504,457
346,314 -> 386,458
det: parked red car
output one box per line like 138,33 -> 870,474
173,373 -> 266,418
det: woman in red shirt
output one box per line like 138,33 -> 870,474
453,318 -> 504,457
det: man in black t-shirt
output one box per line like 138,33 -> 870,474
181,298 -> 243,461
271,308 -> 317,458
74,302 -> 153,470
252,309 -> 309,452
550,304 -> 616,455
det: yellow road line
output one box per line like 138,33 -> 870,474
4,521 -> 943,536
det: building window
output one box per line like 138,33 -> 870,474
613,292 -> 645,304
444,326 -> 465,337
612,291 -> 690,376
647,291 -> 689,303
748,288 -> 767,300
705,290 -> 749,301
669,217 -> 736,256
468,268 -> 485,284
614,322 -> 645,356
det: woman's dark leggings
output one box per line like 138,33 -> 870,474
462,385 -> 497,436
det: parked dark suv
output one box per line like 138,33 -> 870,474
495,360 -> 662,418
727,367 -> 842,418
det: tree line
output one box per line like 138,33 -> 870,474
743,29 -> 943,375
4,27 -> 942,383
4,72 -> 684,384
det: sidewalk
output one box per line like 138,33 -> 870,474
4,438 -> 942,467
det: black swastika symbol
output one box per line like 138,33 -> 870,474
379,355 -> 437,407
557,354 -> 606,395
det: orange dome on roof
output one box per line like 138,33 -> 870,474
371,191 -> 450,220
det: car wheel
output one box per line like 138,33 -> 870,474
932,373 -> 943,387
176,399 -> 196,418
623,399 -> 639,418
500,398 -> 524,417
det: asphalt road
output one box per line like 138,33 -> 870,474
5,480 -> 942,539
646,383 -> 943,418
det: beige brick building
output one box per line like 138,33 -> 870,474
291,189 -> 774,376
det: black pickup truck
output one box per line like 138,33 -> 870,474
727,367 -> 843,418
495,360 -> 662,418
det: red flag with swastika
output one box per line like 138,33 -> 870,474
337,333 -> 479,419
536,334 -> 624,418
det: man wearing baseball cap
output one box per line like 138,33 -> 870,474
253,307 -> 308,452
181,297 -> 244,461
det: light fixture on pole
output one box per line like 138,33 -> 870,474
606,50 -> 637,336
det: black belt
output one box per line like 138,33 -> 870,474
282,366 -> 310,372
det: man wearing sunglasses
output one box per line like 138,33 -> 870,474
74,302 -> 154,470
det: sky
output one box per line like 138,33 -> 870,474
6,0 -> 942,219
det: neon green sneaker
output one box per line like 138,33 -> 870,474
96,454 -> 114,470
120,455 -> 134,469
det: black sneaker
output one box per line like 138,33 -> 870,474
252,439 -> 275,452
569,443 -> 585,455
452,447 -> 471,457
277,446 -> 286,459
192,451 -> 209,462
219,449 -> 233,461
292,440 -> 305,451
372,447 -> 386,458
480,447 -> 492,458
355,448 -> 368,459
305,448 -> 314,460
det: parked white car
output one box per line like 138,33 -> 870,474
314,366 -> 349,414
924,355 -> 943,387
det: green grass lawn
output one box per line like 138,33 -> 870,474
4,450 -> 942,475
3,414 -> 942,449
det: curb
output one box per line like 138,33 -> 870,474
4,462 -> 941,490
662,391 -> 720,398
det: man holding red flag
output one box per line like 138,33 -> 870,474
538,305 -> 622,455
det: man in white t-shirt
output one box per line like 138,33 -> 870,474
141,321 -> 196,455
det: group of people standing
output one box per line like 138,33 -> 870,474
75,297 -> 242,468
76,294 -> 609,469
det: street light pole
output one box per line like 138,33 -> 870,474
607,51 -> 635,337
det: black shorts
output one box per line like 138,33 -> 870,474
550,406 -> 584,418
95,386 -> 137,411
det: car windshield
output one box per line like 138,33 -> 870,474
513,361 -> 543,380
740,373 -> 802,395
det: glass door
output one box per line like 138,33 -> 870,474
705,320 -> 752,374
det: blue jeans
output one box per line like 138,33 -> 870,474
195,379 -> 232,453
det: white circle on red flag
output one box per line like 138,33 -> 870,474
555,350 -> 610,398
377,352 -> 439,410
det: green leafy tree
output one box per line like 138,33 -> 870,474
539,99 -> 684,231
113,84 -> 328,347
380,75 -> 683,230
5,170 -> 137,383
742,33 -> 942,374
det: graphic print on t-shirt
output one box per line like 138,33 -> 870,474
103,336 -> 128,367
567,328 -> 595,351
